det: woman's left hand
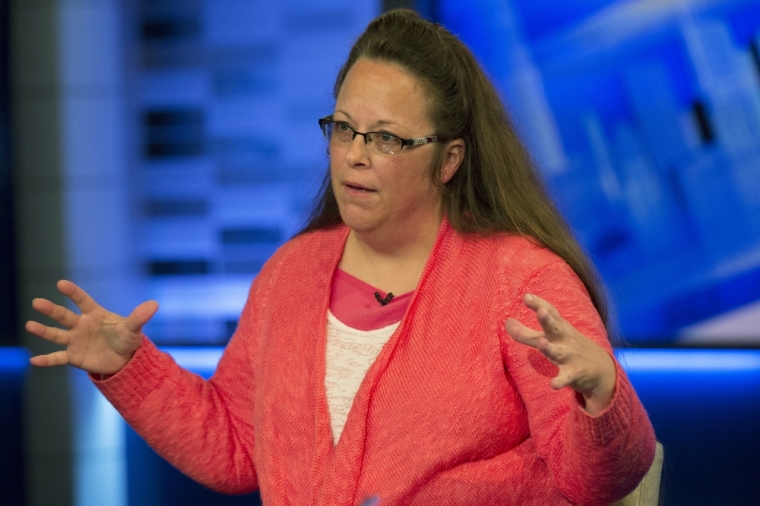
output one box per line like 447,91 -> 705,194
505,293 -> 616,416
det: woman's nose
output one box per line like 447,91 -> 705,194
344,133 -> 371,166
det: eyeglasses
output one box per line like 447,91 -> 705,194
318,116 -> 440,156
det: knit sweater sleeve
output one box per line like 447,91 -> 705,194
91,271 -> 269,494
502,257 -> 656,505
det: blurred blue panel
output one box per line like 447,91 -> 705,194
616,348 -> 760,372
221,227 -> 282,244
141,16 -> 199,42
618,349 -> 760,504
0,348 -> 29,504
213,136 -> 279,159
144,108 -> 205,158
162,346 -> 223,379
282,8 -> 357,33
439,0 -> 760,342
134,0 -> 378,347
213,68 -> 277,96
146,318 -> 230,346
144,199 -> 209,217
510,0 -> 617,41
724,2 -> 760,45
0,346 -> 28,371
147,259 -> 210,276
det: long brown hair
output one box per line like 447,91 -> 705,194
301,9 -> 608,326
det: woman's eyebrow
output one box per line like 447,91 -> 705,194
333,110 -> 399,129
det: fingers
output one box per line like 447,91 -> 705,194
31,297 -> 79,328
57,280 -> 99,314
522,294 -> 564,337
535,337 -> 564,363
124,300 -> 159,333
505,318 -> 543,348
506,294 -> 565,348
29,350 -> 70,368
25,320 -> 70,345
510,293 -> 616,407
29,280 -> 98,328
507,294 -> 572,366
550,369 -> 574,390
507,321 -> 560,365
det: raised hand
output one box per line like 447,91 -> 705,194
505,294 -> 616,416
26,280 -> 158,375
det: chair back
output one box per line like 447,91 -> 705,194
611,442 -> 664,506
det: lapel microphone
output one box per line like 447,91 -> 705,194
374,292 -> 394,306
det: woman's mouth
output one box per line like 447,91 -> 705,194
344,182 -> 375,193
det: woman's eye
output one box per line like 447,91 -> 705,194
337,122 -> 351,132
379,133 -> 394,142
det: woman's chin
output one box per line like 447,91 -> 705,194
341,217 -> 380,235
337,205 -> 383,234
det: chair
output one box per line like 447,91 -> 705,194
611,442 -> 664,506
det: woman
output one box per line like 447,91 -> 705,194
27,9 -> 655,506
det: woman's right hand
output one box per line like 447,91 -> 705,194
26,280 -> 158,375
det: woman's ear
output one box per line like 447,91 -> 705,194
440,139 -> 465,184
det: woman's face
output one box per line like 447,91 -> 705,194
329,58 -> 455,239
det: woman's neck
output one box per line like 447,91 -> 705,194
338,216 -> 443,295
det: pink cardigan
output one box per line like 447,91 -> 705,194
95,220 -> 656,506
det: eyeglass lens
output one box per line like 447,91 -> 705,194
323,121 -> 403,155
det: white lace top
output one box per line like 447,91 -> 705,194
325,310 -> 398,445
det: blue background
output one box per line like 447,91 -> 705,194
439,0 -> 760,342
131,0 -> 760,346
4,0 -> 760,505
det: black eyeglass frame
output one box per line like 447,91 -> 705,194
318,116 -> 440,153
